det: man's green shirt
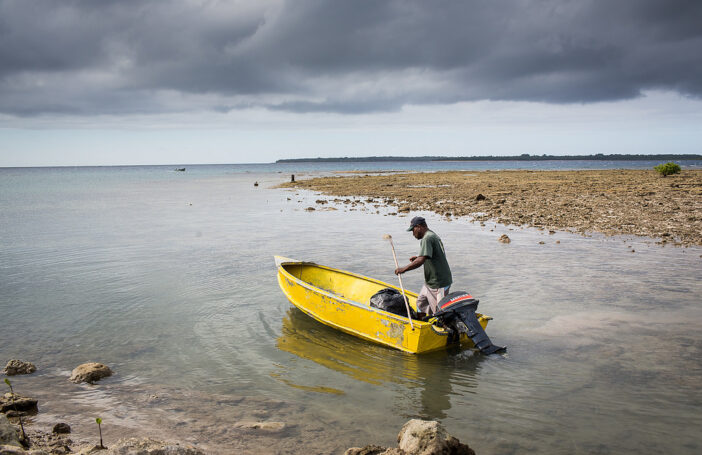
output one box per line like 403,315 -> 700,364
418,230 -> 452,288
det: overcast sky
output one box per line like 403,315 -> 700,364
1,0 -> 701,166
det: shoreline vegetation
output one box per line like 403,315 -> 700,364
280,169 -> 702,247
276,153 -> 702,163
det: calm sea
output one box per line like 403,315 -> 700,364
1,162 -> 701,454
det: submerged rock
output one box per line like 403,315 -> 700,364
498,234 -> 511,244
344,446 -> 405,455
69,363 -> 112,384
234,421 -> 287,433
74,438 -> 204,455
344,445 -> 391,455
3,360 -> 36,376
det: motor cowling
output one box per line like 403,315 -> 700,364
434,291 -> 480,316
433,291 -> 506,355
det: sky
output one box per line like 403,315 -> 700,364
1,0 -> 701,166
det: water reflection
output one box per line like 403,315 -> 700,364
276,307 -> 485,419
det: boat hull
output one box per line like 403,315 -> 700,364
275,256 -> 491,354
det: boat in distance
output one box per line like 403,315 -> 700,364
275,256 -> 501,354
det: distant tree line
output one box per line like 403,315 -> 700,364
276,154 -> 701,163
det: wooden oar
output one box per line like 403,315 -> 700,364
383,234 -> 414,330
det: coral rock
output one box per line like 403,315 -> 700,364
75,437 -> 203,455
344,444 -> 388,455
0,445 -> 27,454
3,360 -> 36,376
397,419 -> 475,455
69,363 -> 112,384
234,421 -> 287,433
0,393 -> 38,415
52,423 -> 71,434
0,415 -> 21,448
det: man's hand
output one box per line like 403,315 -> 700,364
396,256 -> 426,275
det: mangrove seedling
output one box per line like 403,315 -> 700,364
654,162 -> 681,177
95,417 -> 105,449
4,378 -> 28,445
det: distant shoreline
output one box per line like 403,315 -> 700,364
276,154 -> 702,163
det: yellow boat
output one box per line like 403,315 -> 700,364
275,256 -> 501,354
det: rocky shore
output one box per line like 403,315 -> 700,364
3,360 -> 477,454
2,360 -> 205,454
280,169 -> 702,246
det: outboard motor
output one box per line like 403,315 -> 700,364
433,291 -> 506,355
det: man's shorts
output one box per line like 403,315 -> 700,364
416,284 -> 451,315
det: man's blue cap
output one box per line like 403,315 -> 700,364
407,216 -> 426,231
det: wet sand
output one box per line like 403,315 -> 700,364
281,169 -> 702,246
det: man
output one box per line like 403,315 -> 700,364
394,216 -> 453,317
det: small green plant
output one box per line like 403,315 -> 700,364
95,417 -> 105,449
654,162 -> 681,177
4,378 -> 28,445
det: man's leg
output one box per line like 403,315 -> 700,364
426,285 -> 451,314
416,285 -> 432,317
418,285 -> 440,315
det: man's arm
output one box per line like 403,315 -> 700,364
395,256 -> 426,275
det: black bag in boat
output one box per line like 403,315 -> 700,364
369,288 -> 418,319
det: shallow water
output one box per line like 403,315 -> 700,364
1,164 -> 701,454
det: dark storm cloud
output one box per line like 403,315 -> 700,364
0,0 -> 700,116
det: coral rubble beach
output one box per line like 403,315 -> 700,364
281,169 -> 702,246
1,370 -> 474,454
3,358 -> 478,454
